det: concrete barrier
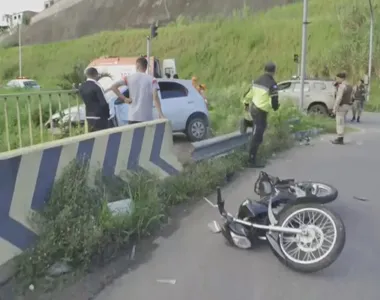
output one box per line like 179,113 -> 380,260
0,119 -> 182,272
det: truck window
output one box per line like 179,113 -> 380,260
293,82 -> 310,92
278,82 -> 292,91
313,82 -> 326,90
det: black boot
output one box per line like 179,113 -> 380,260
247,159 -> 266,168
351,116 -> 356,122
331,136 -> 344,145
357,116 -> 360,123
247,142 -> 266,168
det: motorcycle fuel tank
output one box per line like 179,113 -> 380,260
238,199 -> 268,218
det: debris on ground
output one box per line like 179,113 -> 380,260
47,261 -> 72,277
107,198 -> 134,216
130,245 -> 136,260
156,279 -> 177,285
353,196 -> 369,202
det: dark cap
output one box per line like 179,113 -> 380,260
264,62 -> 276,73
336,72 -> 346,79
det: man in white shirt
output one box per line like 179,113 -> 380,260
107,57 -> 165,124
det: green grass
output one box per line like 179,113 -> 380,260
0,90 -> 83,152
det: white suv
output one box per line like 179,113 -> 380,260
277,79 -> 336,116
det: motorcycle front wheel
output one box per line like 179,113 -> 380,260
273,203 -> 345,273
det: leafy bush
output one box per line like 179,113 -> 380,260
57,63 -> 113,89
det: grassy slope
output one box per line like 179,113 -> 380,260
0,0 -> 376,148
0,0 -> 377,87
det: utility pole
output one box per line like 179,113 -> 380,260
299,0 -> 309,112
147,23 -> 158,75
18,19 -> 22,77
146,36 -> 151,74
367,0 -> 374,102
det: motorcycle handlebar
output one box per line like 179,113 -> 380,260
255,172 -> 295,196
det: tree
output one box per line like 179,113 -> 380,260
58,63 -> 112,90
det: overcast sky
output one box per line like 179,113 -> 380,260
1,0 -> 44,16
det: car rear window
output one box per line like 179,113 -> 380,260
24,80 -> 38,87
158,82 -> 188,99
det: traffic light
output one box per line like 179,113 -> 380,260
150,23 -> 158,38
293,54 -> 299,63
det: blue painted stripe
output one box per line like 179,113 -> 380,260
127,127 -> 145,172
76,138 -> 95,162
0,155 -> 37,250
31,146 -> 63,211
0,156 -> 21,218
102,132 -> 122,177
150,123 -> 179,175
0,219 -> 37,250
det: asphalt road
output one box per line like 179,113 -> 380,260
95,115 -> 380,300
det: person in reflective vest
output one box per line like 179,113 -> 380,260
240,85 -> 254,133
248,62 -> 279,168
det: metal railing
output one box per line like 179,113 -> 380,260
0,90 -> 86,153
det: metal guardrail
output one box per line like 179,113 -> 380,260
192,131 -> 250,161
0,90 -> 84,152
191,118 -> 323,162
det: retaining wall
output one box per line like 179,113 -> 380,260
2,0 -> 299,45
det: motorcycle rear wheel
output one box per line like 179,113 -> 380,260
273,203 -> 345,273
296,182 -> 338,203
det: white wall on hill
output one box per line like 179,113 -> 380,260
31,0 -> 84,24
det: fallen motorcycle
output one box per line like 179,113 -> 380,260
205,171 -> 346,273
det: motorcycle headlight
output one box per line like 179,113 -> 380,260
230,232 -> 251,249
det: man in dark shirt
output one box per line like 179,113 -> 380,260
79,67 -> 110,132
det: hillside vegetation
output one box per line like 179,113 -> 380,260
0,0 -> 378,149
0,0 -> 377,87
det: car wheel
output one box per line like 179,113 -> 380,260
186,117 -> 207,142
308,104 -> 328,116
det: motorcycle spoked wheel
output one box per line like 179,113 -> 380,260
296,182 -> 338,203
270,203 -> 345,273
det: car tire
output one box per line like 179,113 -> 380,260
186,117 -> 207,142
307,103 -> 328,116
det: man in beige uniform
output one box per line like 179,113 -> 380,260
331,72 -> 353,145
